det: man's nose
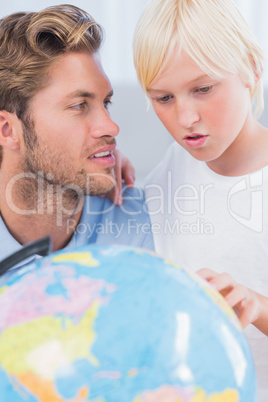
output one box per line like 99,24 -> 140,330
90,110 -> 119,139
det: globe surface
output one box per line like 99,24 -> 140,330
0,244 -> 256,401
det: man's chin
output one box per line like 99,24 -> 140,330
84,174 -> 116,197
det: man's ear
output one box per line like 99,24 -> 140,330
0,111 -> 21,151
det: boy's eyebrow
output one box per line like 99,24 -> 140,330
190,73 -> 212,84
148,74 -> 212,93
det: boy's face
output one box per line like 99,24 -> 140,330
147,47 -> 251,171
20,51 -> 119,196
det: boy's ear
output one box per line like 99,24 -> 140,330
246,56 -> 262,88
245,73 -> 260,89
254,72 -> 261,85
0,111 -> 21,151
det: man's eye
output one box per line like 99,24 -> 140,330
72,102 -> 87,110
104,99 -> 112,110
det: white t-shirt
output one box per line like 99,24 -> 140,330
145,141 -> 268,401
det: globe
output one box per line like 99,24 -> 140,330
0,244 -> 256,401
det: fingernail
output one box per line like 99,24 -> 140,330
116,196 -> 122,206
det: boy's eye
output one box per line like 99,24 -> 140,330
196,86 -> 212,94
155,95 -> 173,103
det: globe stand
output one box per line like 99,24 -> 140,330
0,236 -> 52,275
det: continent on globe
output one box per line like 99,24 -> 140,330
134,385 -> 239,401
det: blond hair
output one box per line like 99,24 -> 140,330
133,0 -> 264,118
0,4 -> 103,165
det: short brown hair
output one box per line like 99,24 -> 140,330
0,4 -> 103,165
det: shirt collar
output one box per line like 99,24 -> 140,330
0,215 -> 43,270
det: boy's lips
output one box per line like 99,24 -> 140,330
183,133 -> 208,148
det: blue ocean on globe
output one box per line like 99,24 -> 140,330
0,244 -> 256,401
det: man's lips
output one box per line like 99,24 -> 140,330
88,144 -> 116,159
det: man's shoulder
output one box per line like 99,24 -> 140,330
78,186 -> 154,250
83,185 -> 148,218
118,185 -> 148,214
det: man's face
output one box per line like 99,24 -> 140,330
21,51 -> 119,196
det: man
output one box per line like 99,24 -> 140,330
0,5 -> 153,268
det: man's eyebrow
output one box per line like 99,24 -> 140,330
106,90 -> 114,98
65,89 -> 114,99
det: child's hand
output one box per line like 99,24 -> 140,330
197,268 -> 262,329
103,150 -> 136,205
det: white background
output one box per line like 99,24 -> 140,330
1,0 -> 267,183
